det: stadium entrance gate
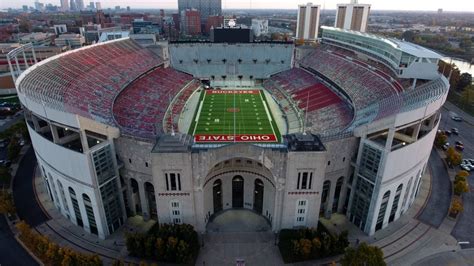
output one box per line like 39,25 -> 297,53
204,157 -> 275,230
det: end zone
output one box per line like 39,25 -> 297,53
194,134 -> 277,143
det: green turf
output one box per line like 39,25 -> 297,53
190,90 -> 280,141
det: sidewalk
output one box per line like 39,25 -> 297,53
32,166 -> 149,264
320,161 -> 459,265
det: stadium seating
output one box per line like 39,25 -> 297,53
263,68 -> 353,133
300,47 -> 399,110
112,67 -> 196,139
20,39 -> 164,127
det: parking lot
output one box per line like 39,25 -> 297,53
441,107 -> 474,248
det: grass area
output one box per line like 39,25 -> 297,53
190,89 -> 280,143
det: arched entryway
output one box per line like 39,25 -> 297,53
232,175 -> 244,208
130,178 -> 141,215
145,182 -> 157,220
253,179 -> 264,214
213,179 -> 223,213
203,158 -> 276,231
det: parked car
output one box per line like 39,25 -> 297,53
452,116 -> 463,122
455,141 -> 464,146
461,164 -> 471,172
445,130 -> 452,136
0,160 -> 11,167
455,144 -> 464,151
442,144 -> 449,151
451,128 -> 459,135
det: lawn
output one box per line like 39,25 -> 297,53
190,89 -> 280,143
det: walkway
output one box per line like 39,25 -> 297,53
417,150 -> 451,227
12,148 -> 49,227
198,209 -> 282,265
320,155 -> 459,265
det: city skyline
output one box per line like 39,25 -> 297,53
2,0 -> 474,12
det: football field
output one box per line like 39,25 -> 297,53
190,89 -> 280,143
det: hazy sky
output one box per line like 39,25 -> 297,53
1,0 -> 474,12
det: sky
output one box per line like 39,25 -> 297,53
1,0 -> 474,12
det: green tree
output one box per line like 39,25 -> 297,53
341,242 -> 386,266
457,73 -> 473,90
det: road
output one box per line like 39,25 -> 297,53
417,150 -> 451,227
0,215 -> 39,266
12,148 -> 49,227
441,106 -> 474,248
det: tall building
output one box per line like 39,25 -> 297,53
180,9 -> 201,35
89,2 -> 95,10
251,19 -> 269,37
60,0 -> 69,11
178,0 -> 222,23
70,0 -> 77,11
296,3 -> 321,42
335,0 -> 371,32
76,0 -> 85,10
95,2 -> 102,10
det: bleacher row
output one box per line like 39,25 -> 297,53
112,67 -> 195,139
19,39 -> 163,125
300,47 -> 399,110
324,44 -> 404,92
263,68 -> 353,133
164,80 -> 201,134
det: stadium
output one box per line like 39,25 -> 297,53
9,26 -> 449,239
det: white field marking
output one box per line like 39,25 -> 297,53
259,90 -> 277,138
192,92 -> 206,136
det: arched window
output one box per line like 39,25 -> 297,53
213,179 -> 223,213
402,177 -> 413,210
332,177 -> 344,213
68,187 -> 83,227
82,194 -> 98,235
375,191 -> 391,231
389,184 -> 403,223
253,179 -> 264,214
232,176 -> 244,208
145,182 -> 157,220
57,180 -> 69,213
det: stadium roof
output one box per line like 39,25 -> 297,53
321,26 -> 441,59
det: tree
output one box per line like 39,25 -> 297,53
435,132 -> 448,148
457,73 -> 473,90
341,242 -> 386,266
460,85 -> 474,110
401,30 -> 416,42
456,170 -> 470,179
0,166 -> 11,184
446,147 -> 462,166
0,189 -> 15,215
454,180 -> 469,195
438,60 -> 461,89
450,197 -> 464,215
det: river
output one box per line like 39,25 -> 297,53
442,57 -> 474,78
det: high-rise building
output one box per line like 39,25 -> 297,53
180,9 -> 201,35
178,0 -> 222,23
89,2 -> 95,10
335,0 -> 371,32
296,3 -> 321,42
60,0 -> 69,11
76,0 -> 85,10
22,5 -> 28,11
95,2 -> 102,10
70,0 -> 77,11
251,19 -> 269,37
